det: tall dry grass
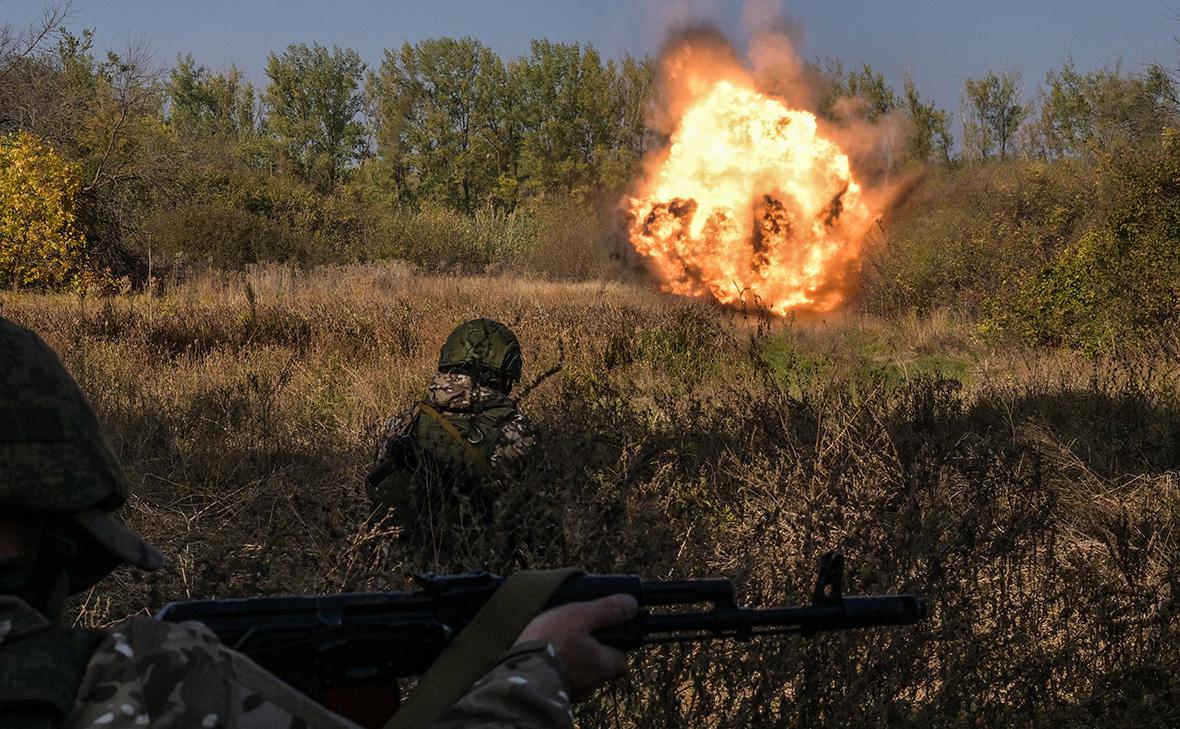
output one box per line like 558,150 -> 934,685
2,264 -> 1178,728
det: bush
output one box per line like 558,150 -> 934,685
0,131 -> 90,289
516,196 -> 620,280
368,196 -> 620,278
988,129 -> 1180,351
145,171 -> 370,268
369,205 -> 536,272
861,161 -> 1089,316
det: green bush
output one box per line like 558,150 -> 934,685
987,129 -> 1180,351
367,196 -> 618,278
369,205 -> 537,272
862,161 -> 1089,316
146,171 -> 370,268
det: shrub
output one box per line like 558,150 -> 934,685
368,196 -> 618,278
0,131 -> 89,289
988,129 -> 1180,351
370,204 -> 537,272
861,161 -> 1089,316
145,171 -> 370,268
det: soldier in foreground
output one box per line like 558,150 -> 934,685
0,317 -> 635,729
368,319 -> 536,555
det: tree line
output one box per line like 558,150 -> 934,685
1,6 -> 1177,288
158,38 -> 655,207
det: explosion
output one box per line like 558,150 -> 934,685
627,49 -> 878,314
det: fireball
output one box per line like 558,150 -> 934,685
628,77 -> 875,314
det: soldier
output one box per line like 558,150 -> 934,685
368,319 -> 536,553
0,316 -> 635,729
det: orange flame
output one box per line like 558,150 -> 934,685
628,71 -> 876,314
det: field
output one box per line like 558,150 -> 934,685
3,264 -> 1178,728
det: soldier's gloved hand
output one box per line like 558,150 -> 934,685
516,594 -> 639,702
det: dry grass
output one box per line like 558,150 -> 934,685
3,264 -> 1178,728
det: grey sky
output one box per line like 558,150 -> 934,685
3,0 -> 1178,119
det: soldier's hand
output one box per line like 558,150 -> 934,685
516,594 -> 639,702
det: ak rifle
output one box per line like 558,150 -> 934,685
156,553 -> 926,701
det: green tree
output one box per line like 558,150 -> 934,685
603,53 -> 654,190
1026,58 -> 1178,159
963,70 -> 1027,161
167,55 -> 255,139
514,41 -> 624,197
263,43 -> 365,192
819,59 -> 899,122
369,37 -> 509,211
903,71 -> 953,163
992,129 -> 1180,350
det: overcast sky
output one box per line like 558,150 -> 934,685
4,0 -> 1178,117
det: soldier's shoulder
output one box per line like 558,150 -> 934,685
71,617 -> 358,729
68,617 -> 230,728
82,614 -> 226,684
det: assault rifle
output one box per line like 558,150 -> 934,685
156,553 -> 924,719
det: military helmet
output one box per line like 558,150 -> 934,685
438,319 -> 523,387
0,318 -> 163,590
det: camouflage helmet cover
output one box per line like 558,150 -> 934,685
438,319 -> 523,384
0,318 -> 162,577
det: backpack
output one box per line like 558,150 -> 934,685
365,400 -> 518,532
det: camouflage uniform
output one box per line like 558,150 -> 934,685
378,372 -> 537,481
370,370 -> 537,564
1,596 -> 574,729
0,316 -> 574,729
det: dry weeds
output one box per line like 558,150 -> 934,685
2,264 -> 1177,728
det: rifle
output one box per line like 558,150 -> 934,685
156,553 -> 924,720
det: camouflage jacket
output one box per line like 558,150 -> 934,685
0,596 -> 574,729
378,372 -> 537,482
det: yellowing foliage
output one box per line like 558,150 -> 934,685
0,131 -> 87,289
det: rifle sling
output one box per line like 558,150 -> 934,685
385,568 -> 580,729
417,403 -> 494,475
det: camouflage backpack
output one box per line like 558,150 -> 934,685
366,389 -> 519,532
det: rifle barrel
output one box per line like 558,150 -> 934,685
596,594 -> 926,648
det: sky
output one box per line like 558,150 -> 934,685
3,0 -> 1178,118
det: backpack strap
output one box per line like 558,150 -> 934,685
417,403 -> 494,476
0,627 -> 106,729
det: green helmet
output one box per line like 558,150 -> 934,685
0,318 -> 162,591
438,319 -> 523,389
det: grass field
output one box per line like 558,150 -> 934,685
3,264 -> 1178,728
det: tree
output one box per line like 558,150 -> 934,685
369,37 -> 509,211
0,1 -> 72,84
1025,58 -> 1179,159
605,53 -> 655,190
1,20 -> 175,278
0,25 -> 99,145
962,71 -> 1027,161
263,43 -> 365,192
818,59 -> 899,122
167,55 -> 256,139
903,71 -> 953,163
0,131 -> 87,288
516,40 -> 620,197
